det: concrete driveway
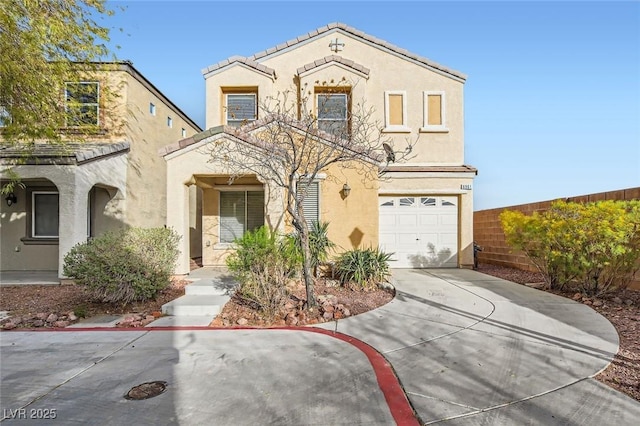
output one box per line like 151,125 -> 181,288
1,269 -> 639,425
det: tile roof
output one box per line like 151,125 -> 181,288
203,22 -> 466,81
296,55 -> 370,77
202,55 -> 277,79
0,142 -> 130,165
160,117 -> 383,163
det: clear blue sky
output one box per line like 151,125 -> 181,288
105,1 -> 640,211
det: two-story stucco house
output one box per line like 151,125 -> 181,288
162,23 -> 477,275
0,62 -> 202,277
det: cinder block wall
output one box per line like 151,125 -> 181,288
473,187 -> 640,289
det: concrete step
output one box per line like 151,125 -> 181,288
185,279 -> 230,296
161,295 -> 229,316
146,315 -> 214,327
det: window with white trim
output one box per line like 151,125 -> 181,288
219,191 -> 264,243
149,103 -> 156,115
297,181 -> 320,229
65,82 -> 99,127
225,92 -> 257,127
421,91 -> 448,132
181,128 -> 187,138
32,191 -> 59,238
383,91 -> 410,132
167,116 -> 173,128
317,93 -> 348,136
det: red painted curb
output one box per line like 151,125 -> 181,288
3,325 -> 420,425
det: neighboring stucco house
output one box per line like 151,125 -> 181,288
0,62 -> 202,277
162,23 -> 477,275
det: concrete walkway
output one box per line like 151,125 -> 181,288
1,269 -> 639,425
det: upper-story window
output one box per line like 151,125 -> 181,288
383,90 -> 410,133
65,82 -> 99,127
317,93 -> 348,136
421,91 -> 448,132
149,103 -> 156,115
225,91 -> 257,127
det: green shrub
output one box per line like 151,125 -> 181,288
501,200 -> 640,295
335,247 -> 392,289
63,227 -> 180,305
291,221 -> 336,277
226,226 -> 299,318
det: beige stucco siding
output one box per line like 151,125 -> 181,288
204,31 -> 465,166
320,162 -> 379,251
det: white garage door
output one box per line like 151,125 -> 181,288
379,196 -> 458,268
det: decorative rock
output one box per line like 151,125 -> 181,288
625,299 -> 634,306
141,318 -> 154,326
145,315 -> 155,321
3,322 -> 16,330
525,282 -> 545,289
285,313 -> 298,326
342,308 -> 350,317
46,314 -> 58,323
334,311 -> 344,320
612,297 -> 623,304
32,320 -> 44,327
68,314 -> 78,322
284,302 -> 295,311
152,311 -> 163,318
592,299 -> 604,307
322,311 -> 334,321
53,321 -> 69,328
583,300 -> 593,306
572,293 -> 583,301
237,318 -> 249,326
322,303 -> 335,313
12,317 -> 23,325
36,313 -> 48,320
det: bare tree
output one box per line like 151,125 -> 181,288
207,79 -> 414,307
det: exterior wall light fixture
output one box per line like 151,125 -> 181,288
5,193 -> 17,206
342,183 -> 351,198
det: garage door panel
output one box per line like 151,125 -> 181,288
397,215 -> 418,226
380,195 -> 459,268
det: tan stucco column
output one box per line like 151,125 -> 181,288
167,180 -> 191,275
57,181 -> 90,277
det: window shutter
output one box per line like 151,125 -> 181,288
388,94 -> 404,125
227,94 -> 256,125
219,192 -> 246,243
298,181 -> 319,229
428,94 -> 442,125
246,191 -> 265,232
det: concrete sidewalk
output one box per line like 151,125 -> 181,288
1,268 -> 639,425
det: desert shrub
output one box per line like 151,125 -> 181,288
226,226 -> 299,318
292,221 -> 336,277
501,200 -> 640,295
63,227 -> 180,305
335,247 -> 392,289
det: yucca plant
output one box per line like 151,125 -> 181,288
335,247 -> 393,289
309,221 -> 336,277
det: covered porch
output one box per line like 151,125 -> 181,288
0,143 -> 129,278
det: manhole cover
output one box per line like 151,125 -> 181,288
125,381 -> 167,400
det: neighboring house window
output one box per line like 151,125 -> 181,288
383,91 -> 410,132
219,191 -> 264,243
421,91 -> 448,132
225,92 -> 257,127
65,82 -> 99,127
297,181 -> 320,228
150,103 -> 156,115
0,106 -> 10,127
181,128 -> 187,138
32,191 -> 59,238
317,93 -> 348,136
167,116 -> 173,128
